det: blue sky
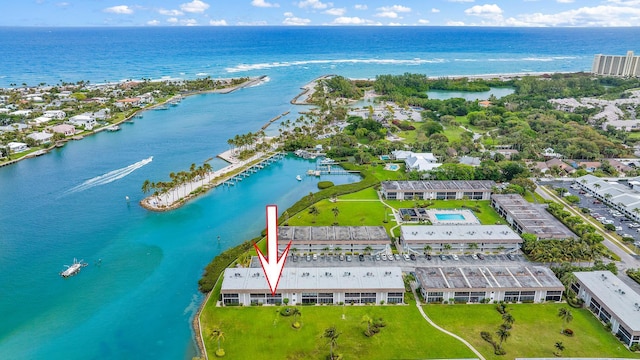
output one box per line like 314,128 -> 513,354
3,0 -> 640,27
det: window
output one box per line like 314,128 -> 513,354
618,325 -> 632,345
222,293 -> 239,305
589,298 -> 601,314
545,291 -> 562,302
387,292 -> 404,304
266,293 -> 282,305
599,308 -> 611,322
386,192 -> 397,200
427,291 -> 443,303
504,291 -> 519,302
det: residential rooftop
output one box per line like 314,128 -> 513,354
401,225 -> 521,243
416,266 -> 563,291
381,180 -> 496,191
220,266 -> 404,292
574,270 -> 640,330
278,226 -> 389,243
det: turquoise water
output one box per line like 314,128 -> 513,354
435,213 -> 466,221
0,89 -> 358,359
426,87 -> 515,101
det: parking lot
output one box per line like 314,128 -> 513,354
546,180 -> 640,248
249,252 -> 531,270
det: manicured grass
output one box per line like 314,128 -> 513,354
201,301 -> 475,360
368,163 -> 407,181
522,190 -> 545,203
442,125 -> 467,142
384,199 -> 506,225
396,129 -> 426,144
339,187 -> 379,200
287,197 -> 395,234
426,303 -> 640,360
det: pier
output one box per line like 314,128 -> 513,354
307,158 -> 358,176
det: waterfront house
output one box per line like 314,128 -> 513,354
27,132 -> 53,145
51,124 -> 76,136
68,114 -> 96,130
10,110 -> 33,118
31,116 -> 53,125
7,142 -> 28,153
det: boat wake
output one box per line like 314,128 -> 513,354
65,157 -> 153,194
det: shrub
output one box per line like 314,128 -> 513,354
318,181 -> 335,189
280,307 -> 294,316
215,349 -> 225,357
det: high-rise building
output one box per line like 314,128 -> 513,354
592,51 -> 640,77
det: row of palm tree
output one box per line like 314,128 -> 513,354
141,162 -> 213,204
227,131 -> 265,154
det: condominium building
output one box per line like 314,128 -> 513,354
592,51 -> 640,77
220,266 -> 405,306
381,180 -> 495,201
572,271 -> 640,347
415,265 -> 563,304
277,226 -> 391,254
400,224 -> 522,254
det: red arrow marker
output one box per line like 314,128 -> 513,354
255,205 -> 291,295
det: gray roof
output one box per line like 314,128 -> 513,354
416,266 -> 563,291
491,194 -> 577,239
221,266 -> 404,293
382,180 -> 495,192
401,225 -> 522,244
278,226 -> 389,243
574,271 -> 640,331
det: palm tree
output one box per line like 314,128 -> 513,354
443,244 -> 452,253
141,179 -> 151,196
291,307 -> 302,328
468,242 -> 479,251
362,315 -> 374,336
554,341 -> 565,356
364,246 -> 373,255
308,206 -> 319,223
558,308 -> 573,333
502,313 -> 515,329
496,327 -> 511,348
323,326 -> 340,360
332,207 -> 340,224
423,245 -> 432,255
211,328 -> 225,356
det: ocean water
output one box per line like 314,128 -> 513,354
1,27 -> 640,360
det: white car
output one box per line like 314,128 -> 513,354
452,254 -> 459,261
403,254 -> 410,261
381,254 -> 387,261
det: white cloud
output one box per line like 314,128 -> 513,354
607,0 -> 640,4
252,0 -> 280,8
209,19 -> 228,25
237,20 -> 269,25
388,22 -> 403,26
376,11 -> 399,18
147,19 -> 160,25
431,8 -> 440,13
158,9 -> 184,16
167,17 -> 179,23
449,0 -> 474,2
181,18 -> 198,26
446,20 -> 466,25
324,8 -> 346,16
56,2 -> 70,7
378,5 -> 411,13
354,4 -> 367,10
465,4 -> 503,16
557,0 -> 574,3
298,0 -> 332,9
284,12 -> 294,16
180,0 -> 209,13
103,5 -> 134,14
283,16 -> 311,25
513,5 -> 640,26
332,16 -> 374,24
418,19 -> 430,24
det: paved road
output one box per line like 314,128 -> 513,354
536,184 -> 640,293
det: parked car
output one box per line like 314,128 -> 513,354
426,254 -> 432,260
439,254 -> 447,261
375,254 -> 381,261
477,253 -> 485,260
394,254 -> 401,261
471,254 -> 478,260
593,200 -> 601,204
507,254 -> 515,261
381,254 -> 387,261
452,254 -> 459,261
358,254 -> 365,262
339,254 -> 345,261
306,255 -> 312,261
346,255 -> 352,262
313,254 -> 318,261
403,254 -> 410,261
292,255 -> 298,262
409,254 -> 417,261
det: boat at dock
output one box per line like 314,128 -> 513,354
296,175 -> 302,181
106,125 -> 120,132
60,258 -> 88,278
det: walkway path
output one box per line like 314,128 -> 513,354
410,287 -> 484,360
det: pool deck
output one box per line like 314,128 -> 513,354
427,209 -> 480,225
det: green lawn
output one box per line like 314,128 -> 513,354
384,199 -> 506,225
368,163 -> 407,181
426,303 -> 640,360
442,125 -> 467,142
338,187 -> 379,200
201,300 -> 475,360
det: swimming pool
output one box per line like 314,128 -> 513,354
380,155 -> 391,160
435,213 -> 466,221
384,163 -> 400,171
